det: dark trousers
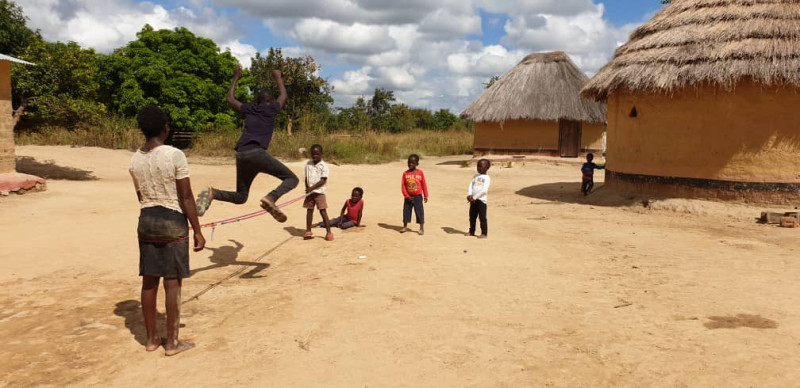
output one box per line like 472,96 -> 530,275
469,200 -> 488,236
213,148 -> 299,204
581,179 -> 594,195
403,194 -> 425,225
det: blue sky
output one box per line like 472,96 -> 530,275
17,0 -> 665,110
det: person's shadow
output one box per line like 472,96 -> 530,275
441,227 -> 467,235
191,239 -> 270,279
377,223 -> 405,233
113,300 -> 169,346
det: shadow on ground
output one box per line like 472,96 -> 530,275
16,156 -> 98,181
515,181 -> 647,207
191,239 -> 270,278
377,223 -> 405,232
113,300 -> 185,346
441,226 -> 467,235
704,314 -> 778,329
436,160 -> 471,166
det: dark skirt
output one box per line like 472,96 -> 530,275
137,206 -> 190,279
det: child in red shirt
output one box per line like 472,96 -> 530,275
401,154 -> 429,235
320,187 -> 364,229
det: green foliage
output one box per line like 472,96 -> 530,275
95,25 -> 242,131
12,40 -> 106,128
367,88 -> 395,131
432,109 -> 459,130
0,0 -> 38,57
484,75 -> 500,89
250,48 -> 334,131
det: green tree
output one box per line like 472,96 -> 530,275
12,40 -> 106,128
388,103 -> 415,132
367,87 -> 395,131
250,48 -> 333,134
411,108 -> 434,129
484,75 -> 500,89
334,97 -> 370,132
432,109 -> 458,130
96,25 -> 242,131
0,0 -> 39,57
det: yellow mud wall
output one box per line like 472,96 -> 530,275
0,61 -> 15,173
607,81 -> 800,183
473,120 -> 558,153
582,122 -> 604,152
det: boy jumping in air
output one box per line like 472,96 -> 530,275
195,65 -> 299,222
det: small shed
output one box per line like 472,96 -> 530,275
461,52 -> 606,157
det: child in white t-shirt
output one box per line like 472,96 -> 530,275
303,144 -> 333,241
466,159 -> 491,238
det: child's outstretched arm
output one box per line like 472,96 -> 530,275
273,70 -> 288,108
226,65 -> 243,112
401,173 -> 410,199
356,204 -> 363,226
338,203 -> 347,227
421,171 -> 429,203
176,178 -> 206,252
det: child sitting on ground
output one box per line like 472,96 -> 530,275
401,153 -> 429,235
581,153 -> 604,196
319,187 -> 364,229
304,144 -> 333,241
467,159 -> 491,238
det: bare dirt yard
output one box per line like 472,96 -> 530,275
2,145 -> 800,387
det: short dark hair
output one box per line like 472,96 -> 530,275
257,89 -> 274,104
137,105 -> 168,138
478,158 -> 491,167
408,154 -> 419,162
587,153 -> 594,160
353,187 -> 364,196
310,144 -> 323,153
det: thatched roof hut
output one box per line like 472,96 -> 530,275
462,52 -> 606,157
582,0 -> 800,99
581,0 -> 800,203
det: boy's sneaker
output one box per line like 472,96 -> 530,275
195,187 -> 213,216
260,197 -> 287,223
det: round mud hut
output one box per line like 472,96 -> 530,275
581,0 -> 800,203
462,51 -> 606,158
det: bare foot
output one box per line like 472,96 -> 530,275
165,340 -> 195,356
145,338 -> 164,352
419,229 -> 425,235
400,227 -> 407,233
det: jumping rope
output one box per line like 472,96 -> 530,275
138,193 -> 309,244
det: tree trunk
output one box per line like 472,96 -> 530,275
287,118 -> 293,136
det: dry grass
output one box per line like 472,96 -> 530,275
16,120 -> 474,164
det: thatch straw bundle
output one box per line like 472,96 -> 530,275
582,0 -> 800,101
461,52 -> 606,123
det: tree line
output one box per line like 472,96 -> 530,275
1,0 -> 468,134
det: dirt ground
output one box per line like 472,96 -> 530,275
2,145 -> 800,387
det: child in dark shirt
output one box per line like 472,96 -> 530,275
581,153 -> 604,196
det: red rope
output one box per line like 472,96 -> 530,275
192,193 -> 308,230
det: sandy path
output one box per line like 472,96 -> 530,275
2,145 -> 800,387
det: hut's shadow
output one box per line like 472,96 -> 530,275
516,181 -> 646,207
191,239 -> 270,279
15,156 -> 98,181
436,160 -> 471,166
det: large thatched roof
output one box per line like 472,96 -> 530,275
582,0 -> 800,101
461,51 -> 606,123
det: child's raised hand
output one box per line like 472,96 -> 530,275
233,65 -> 242,79
271,69 -> 282,78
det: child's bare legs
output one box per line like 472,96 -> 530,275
141,275 -> 161,351
163,277 -> 194,356
320,209 -> 333,240
306,209 -> 314,234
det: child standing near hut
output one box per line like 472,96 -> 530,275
304,144 -> 333,241
581,153 -> 604,196
467,159 -> 491,238
129,105 -> 205,356
401,154 -> 429,235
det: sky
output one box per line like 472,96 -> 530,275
14,0 -> 663,112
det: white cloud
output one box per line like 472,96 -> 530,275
16,0 -> 646,112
